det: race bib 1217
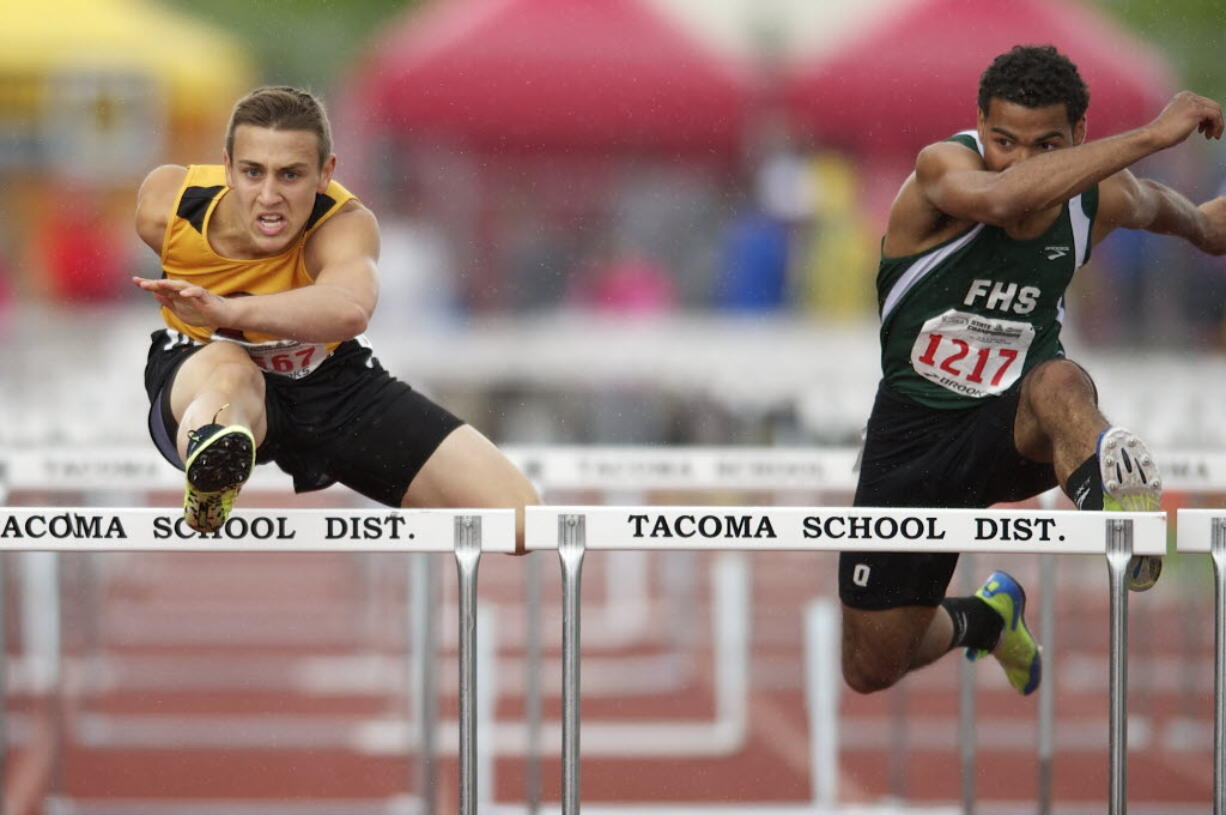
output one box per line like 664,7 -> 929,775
909,309 -> 1035,399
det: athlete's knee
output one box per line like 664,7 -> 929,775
1024,359 -> 1096,405
840,620 -> 910,695
840,603 -> 934,694
841,644 -> 906,695
210,357 -> 266,397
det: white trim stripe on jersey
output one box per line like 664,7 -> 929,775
1069,193 -> 1092,266
955,128 -> 984,155
881,223 -> 985,321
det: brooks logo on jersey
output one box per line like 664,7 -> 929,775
1044,245 -> 1070,260
963,279 -> 1039,315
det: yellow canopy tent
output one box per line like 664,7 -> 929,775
0,0 -> 256,173
0,0 -> 256,299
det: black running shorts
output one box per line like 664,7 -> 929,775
839,376 -> 1063,610
144,330 -> 464,507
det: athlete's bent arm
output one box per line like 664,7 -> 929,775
919,91 -> 1224,226
224,203 -> 379,341
133,202 -> 380,343
1095,169 -> 1226,255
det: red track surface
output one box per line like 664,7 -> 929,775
2,491 -> 1219,814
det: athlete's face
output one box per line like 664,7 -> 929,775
223,125 -> 336,255
977,99 -> 1086,172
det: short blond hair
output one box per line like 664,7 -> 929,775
225,86 -> 332,168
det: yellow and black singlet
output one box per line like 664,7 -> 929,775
159,164 -> 357,379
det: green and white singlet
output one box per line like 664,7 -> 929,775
877,130 -> 1098,409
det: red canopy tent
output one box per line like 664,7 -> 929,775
786,0 -> 1176,157
353,0 -> 750,154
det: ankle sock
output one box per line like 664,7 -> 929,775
1066,453 -> 1104,510
942,596 -> 1004,651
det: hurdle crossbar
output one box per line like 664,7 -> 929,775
1175,509 -> 1226,815
0,508 -> 516,553
528,505 -> 1166,815
0,507 -> 516,815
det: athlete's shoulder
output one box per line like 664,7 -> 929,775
137,164 -> 226,219
182,164 -> 228,188
303,197 -> 380,278
135,165 -> 189,252
882,135 -> 986,255
308,178 -> 372,234
916,137 -> 986,176
309,197 -> 378,245
942,130 -> 984,156
323,176 -> 357,202
138,164 -> 189,207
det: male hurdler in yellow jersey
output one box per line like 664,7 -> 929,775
156,164 -> 356,531
160,163 -> 354,375
133,87 -> 538,542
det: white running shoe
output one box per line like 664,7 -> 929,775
1097,426 -> 1163,592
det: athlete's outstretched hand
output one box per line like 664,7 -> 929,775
1145,91 -> 1225,149
131,277 -> 234,328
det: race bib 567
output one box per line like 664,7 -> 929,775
211,333 -> 329,380
909,309 -> 1035,399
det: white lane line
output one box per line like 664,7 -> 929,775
65,712 -> 1172,755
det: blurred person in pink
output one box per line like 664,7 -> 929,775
570,241 -> 675,314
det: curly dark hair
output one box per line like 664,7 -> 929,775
978,45 -> 1089,125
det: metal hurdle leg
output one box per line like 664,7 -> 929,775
1105,518 -> 1133,815
805,598 -> 840,808
0,553 -> 7,815
454,516 -> 483,815
1037,487 -> 1060,815
959,554 -> 977,815
888,682 -> 909,803
1038,552 -> 1056,815
410,553 -> 438,815
559,514 -> 586,815
524,552 -> 543,815
1212,518 -> 1226,815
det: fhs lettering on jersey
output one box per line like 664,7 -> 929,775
1044,245 -> 1070,260
963,279 -> 1040,315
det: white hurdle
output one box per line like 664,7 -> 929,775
0,507 -> 517,815
527,505 -> 1166,815
1175,509 -> 1226,815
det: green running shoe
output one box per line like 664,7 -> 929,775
965,570 -> 1042,696
1098,427 -> 1163,592
183,422 -> 255,534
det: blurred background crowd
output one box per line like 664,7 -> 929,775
3,0 -> 1226,448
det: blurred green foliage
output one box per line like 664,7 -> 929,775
157,0 -> 419,93
1096,0 -> 1226,101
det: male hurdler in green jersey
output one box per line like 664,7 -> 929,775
839,45 -> 1226,696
